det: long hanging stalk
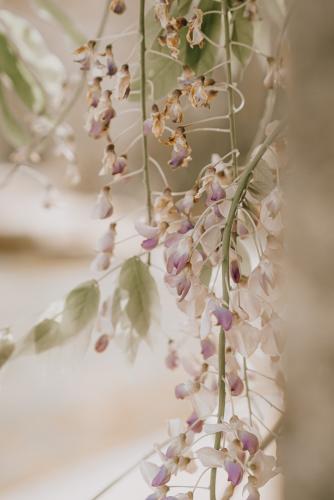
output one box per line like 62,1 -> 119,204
139,0 -> 153,265
210,3 -> 237,498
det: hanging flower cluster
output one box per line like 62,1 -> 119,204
73,1 -> 287,497
73,5 -> 134,272
4,1 -> 287,499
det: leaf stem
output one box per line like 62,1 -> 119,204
140,0 -> 153,265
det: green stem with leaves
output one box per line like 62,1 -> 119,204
139,0 -> 153,264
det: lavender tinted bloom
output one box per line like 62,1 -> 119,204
224,459 -> 243,486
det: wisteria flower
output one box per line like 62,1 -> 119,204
136,220 -> 168,251
200,298 -> 233,339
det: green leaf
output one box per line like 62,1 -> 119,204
231,5 -> 254,65
0,10 -> 66,102
0,32 -> 45,113
185,0 -> 222,74
119,257 -> 159,338
34,0 -> 85,46
0,81 -> 29,147
61,280 -> 100,337
146,41 -> 186,100
200,262 -> 213,287
31,318 -> 61,353
0,329 -> 15,369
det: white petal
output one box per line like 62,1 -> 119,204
226,322 -> 262,358
197,447 -> 224,467
135,220 -> 160,238
140,460 -> 159,486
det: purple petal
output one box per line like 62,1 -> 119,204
227,372 -> 244,396
238,430 -> 259,455
177,276 -> 191,301
225,460 -> 243,486
112,158 -> 127,175
230,260 -> 241,284
213,306 -> 233,331
151,465 -> 171,487
178,220 -> 194,234
209,184 -> 226,202
168,148 -> 188,169
201,338 -> 216,360
186,411 -> 204,433
142,236 -> 159,251
175,253 -> 189,274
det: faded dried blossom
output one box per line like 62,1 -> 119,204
96,44 -> 118,77
73,39 -> 96,71
115,64 -> 131,100
166,127 -> 192,169
186,9 -> 204,48
110,0 -> 126,15
154,0 -> 170,29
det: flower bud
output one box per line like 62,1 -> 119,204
110,0 -> 126,14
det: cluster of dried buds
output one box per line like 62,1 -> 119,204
73,5 -> 132,272
154,1 -> 204,58
144,64 -> 218,169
